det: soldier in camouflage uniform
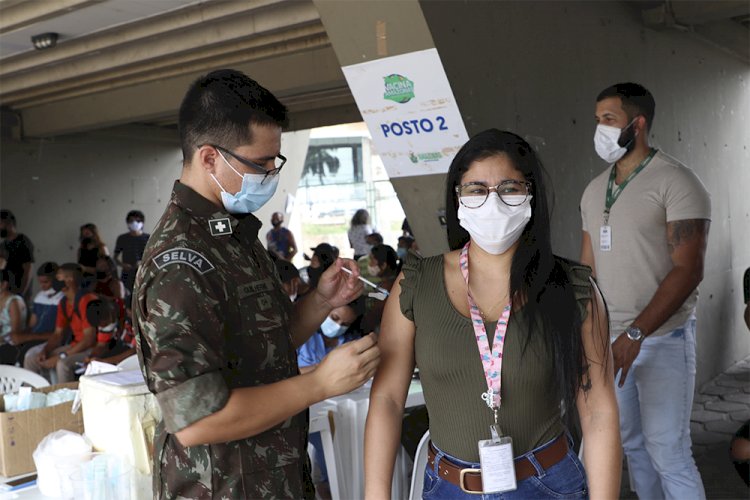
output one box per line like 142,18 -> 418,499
133,69 -> 381,499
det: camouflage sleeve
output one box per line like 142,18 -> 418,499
136,262 -> 229,434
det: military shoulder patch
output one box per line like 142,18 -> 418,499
153,248 -> 215,275
209,218 -> 232,236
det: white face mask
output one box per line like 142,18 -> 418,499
366,263 -> 381,277
211,151 -> 279,214
594,119 -> 636,163
458,193 -> 532,255
99,322 -> 118,334
127,221 -> 144,232
320,316 -> 348,338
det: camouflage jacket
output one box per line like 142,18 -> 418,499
133,181 -> 313,500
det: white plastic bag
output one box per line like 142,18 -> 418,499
32,430 -> 92,498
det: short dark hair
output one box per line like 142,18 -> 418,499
126,210 -> 145,222
0,209 -> 16,226
37,262 -> 59,277
370,244 -> 398,272
58,262 -> 84,287
86,298 -> 118,327
597,82 -> 655,130
366,232 -> 384,245
178,69 -> 288,163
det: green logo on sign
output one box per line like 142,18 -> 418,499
384,74 -> 415,103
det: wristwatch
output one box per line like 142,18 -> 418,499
58,352 -> 68,360
625,326 -> 644,342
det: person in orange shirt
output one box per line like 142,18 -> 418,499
24,263 -> 97,382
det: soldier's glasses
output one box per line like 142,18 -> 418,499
212,144 -> 287,185
456,180 -> 532,209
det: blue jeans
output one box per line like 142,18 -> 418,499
423,435 -> 588,499
615,318 -> 705,499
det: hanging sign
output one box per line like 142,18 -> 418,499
342,48 -> 469,178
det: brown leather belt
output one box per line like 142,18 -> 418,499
426,434 -> 569,494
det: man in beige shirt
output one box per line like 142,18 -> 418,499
580,82 -> 710,499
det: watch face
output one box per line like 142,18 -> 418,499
627,327 -> 643,341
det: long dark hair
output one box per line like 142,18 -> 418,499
445,129 -> 603,419
79,223 -> 106,254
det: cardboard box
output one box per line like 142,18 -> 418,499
0,382 -> 84,477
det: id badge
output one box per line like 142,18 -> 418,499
478,436 -> 517,494
600,225 -> 612,252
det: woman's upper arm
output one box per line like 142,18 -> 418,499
370,272 -> 416,407
9,299 -> 21,330
576,279 -> 616,418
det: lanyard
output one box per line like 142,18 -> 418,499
459,242 -> 511,425
604,148 -> 656,224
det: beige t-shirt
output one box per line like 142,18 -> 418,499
580,150 -> 711,338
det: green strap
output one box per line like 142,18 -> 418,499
604,148 -> 657,222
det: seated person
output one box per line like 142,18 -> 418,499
93,256 -> 125,300
0,263 -> 62,365
0,269 -> 28,364
83,299 -> 136,367
300,243 -> 338,290
361,244 -> 399,334
297,298 -> 363,489
24,263 -> 97,382
357,233 -> 385,282
730,267 -> 750,486
296,299 -> 362,373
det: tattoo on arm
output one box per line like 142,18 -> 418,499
667,219 -> 709,254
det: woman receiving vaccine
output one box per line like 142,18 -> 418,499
364,130 -> 621,499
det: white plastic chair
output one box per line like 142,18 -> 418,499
116,354 -> 141,371
309,406 -> 346,500
408,430 -> 431,500
0,365 -> 50,394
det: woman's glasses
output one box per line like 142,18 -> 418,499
456,180 -> 532,209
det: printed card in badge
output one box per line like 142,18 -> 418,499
600,225 -> 612,252
478,437 -> 517,493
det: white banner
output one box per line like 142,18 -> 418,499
342,48 -> 469,178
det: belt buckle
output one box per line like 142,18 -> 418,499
459,468 -> 483,495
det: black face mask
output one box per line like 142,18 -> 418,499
96,271 -> 108,281
52,279 -> 65,292
617,119 -> 638,153
272,221 -> 282,228
0,229 -> 7,238
81,237 -> 93,247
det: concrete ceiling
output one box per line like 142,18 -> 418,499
0,0 -> 358,138
0,0 -> 747,139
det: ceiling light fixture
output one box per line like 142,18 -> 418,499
31,32 -> 59,50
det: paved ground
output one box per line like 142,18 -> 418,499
621,355 -> 750,499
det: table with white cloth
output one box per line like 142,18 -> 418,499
310,379 -> 425,500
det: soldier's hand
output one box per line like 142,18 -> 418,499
315,332 -> 380,398
315,258 -> 364,309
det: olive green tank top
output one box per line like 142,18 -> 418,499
399,254 -> 592,461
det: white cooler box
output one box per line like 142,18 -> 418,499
79,370 -> 161,476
